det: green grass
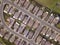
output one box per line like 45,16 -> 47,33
56,23 -> 60,29
0,37 -> 6,45
26,25 -> 30,30
0,37 -> 15,45
3,12 -> 13,21
35,0 -> 60,13
0,0 -> 1,4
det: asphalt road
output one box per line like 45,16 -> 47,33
1,0 -> 60,45
0,0 -> 39,45
32,24 -> 43,41
5,0 -> 60,33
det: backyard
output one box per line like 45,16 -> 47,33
0,37 -> 15,45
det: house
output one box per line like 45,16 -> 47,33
14,0 -> 19,4
4,5 -> 12,13
23,0 -> 30,9
52,17 -> 59,25
46,28 -> 51,37
13,11 -> 21,19
28,43 -> 33,45
4,32 -> 11,40
41,26 -> 48,35
13,22 -> 19,31
37,10 -> 43,17
32,6 -> 39,15
8,18 -> 15,28
18,0 -> 26,7
27,31 -> 34,39
42,12 -> 48,20
28,4 -> 34,11
9,35 -> 15,43
0,16 -> 1,20
23,15 -> 30,24
32,20 -> 39,30
45,41 -> 51,45
57,35 -> 60,43
49,30 -> 56,39
40,38 -> 46,45
18,23 -> 26,33
47,14 -> 54,24
0,43 -> 2,45
36,36 -> 42,44
19,40 -> 27,45
9,7 -> 16,15
20,0 -> 26,6
54,34 -> 60,42
27,19 -> 34,27
23,29 -> 29,37
32,25 -> 43,41
4,4 -> 9,13
50,30 -> 58,39
14,38 -> 21,45
0,34 -> 3,37
0,29 -> 7,37
18,12 -> 25,21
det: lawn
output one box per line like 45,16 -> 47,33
0,37 -> 6,45
0,37 -> 15,45
35,0 -> 60,13
56,23 -> 60,29
3,12 -> 13,21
